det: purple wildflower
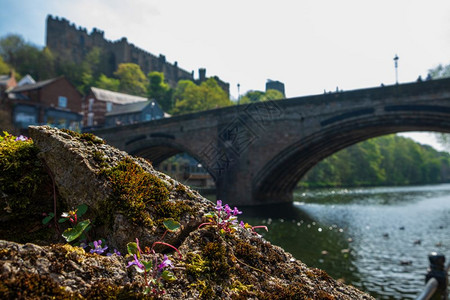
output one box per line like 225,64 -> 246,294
215,200 -> 223,211
90,240 -> 108,255
224,204 -> 232,216
239,221 -> 245,229
127,254 -> 144,270
232,207 -> 242,216
157,255 -> 173,271
107,249 -> 122,256
15,135 -> 28,141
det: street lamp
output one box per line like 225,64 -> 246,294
393,54 -> 399,84
151,101 -> 155,120
237,83 -> 240,105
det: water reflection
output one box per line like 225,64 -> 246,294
237,184 -> 450,299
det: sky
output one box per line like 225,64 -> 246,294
1,0 -> 449,151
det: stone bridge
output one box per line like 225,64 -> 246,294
92,78 -> 450,206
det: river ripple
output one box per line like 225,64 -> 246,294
239,184 -> 450,300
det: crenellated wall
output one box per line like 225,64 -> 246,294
46,15 -> 229,93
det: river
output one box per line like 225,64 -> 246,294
236,184 -> 450,299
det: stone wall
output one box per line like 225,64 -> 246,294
46,15 -> 229,94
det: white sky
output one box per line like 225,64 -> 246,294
1,0 -> 450,151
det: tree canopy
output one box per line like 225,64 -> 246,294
299,135 -> 450,188
239,89 -> 284,104
171,78 -> 232,115
114,63 -> 148,97
147,71 -> 172,111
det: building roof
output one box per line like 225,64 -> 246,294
90,87 -> 148,105
17,74 -> 36,86
106,100 -> 156,116
9,77 -> 59,93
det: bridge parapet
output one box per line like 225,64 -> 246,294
92,78 -> 450,205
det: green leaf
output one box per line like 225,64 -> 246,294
76,204 -> 88,217
204,212 -> 215,218
62,220 -> 91,242
58,217 -> 69,223
127,242 -> 141,258
161,270 -> 176,281
142,260 -> 153,272
42,213 -> 54,225
163,218 -> 181,232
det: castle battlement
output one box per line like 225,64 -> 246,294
45,15 -> 229,94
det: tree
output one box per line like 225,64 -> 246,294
239,89 -> 284,104
95,74 -> 120,91
0,56 -> 10,74
35,47 -> 56,80
147,71 -> 171,111
299,135 -> 450,188
428,63 -> 450,79
0,34 -> 26,67
114,63 -> 148,96
172,78 -> 232,115
428,62 -> 450,149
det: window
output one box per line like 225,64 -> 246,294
58,96 -> 67,108
87,112 -> 94,126
145,114 -> 151,121
106,102 -> 113,112
88,98 -> 94,112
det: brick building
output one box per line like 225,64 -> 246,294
7,76 -> 83,131
105,100 -> 166,127
83,87 -> 149,128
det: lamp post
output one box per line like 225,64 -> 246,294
237,83 -> 240,105
151,101 -> 155,120
393,54 -> 399,84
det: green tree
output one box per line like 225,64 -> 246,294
300,135 -> 450,188
95,74 -> 120,91
428,62 -> 450,149
0,56 -> 10,74
239,89 -> 284,104
114,63 -> 148,96
35,47 -> 56,80
428,63 -> 450,79
172,78 -> 232,115
0,34 -> 26,68
147,71 -> 171,111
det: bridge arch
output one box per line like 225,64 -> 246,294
253,109 -> 450,204
124,137 -> 210,169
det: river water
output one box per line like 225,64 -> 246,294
237,184 -> 450,299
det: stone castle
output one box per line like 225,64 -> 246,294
45,15 -> 229,94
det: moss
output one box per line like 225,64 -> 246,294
175,184 -> 196,200
202,241 -> 231,280
234,240 -> 262,267
85,280 -> 155,300
185,253 -> 208,279
0,132 -> 60,245
235,283 -> 311,300
0,132 -> 52,213
92,151 -> 105,163
99,158 -> 170,227
61,129 -> 105,145
99,158 -> 193,227
229,278 -> 252,293
0,272 -> 82,299
153,200 -> 192,224
189,280 -> 214,300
